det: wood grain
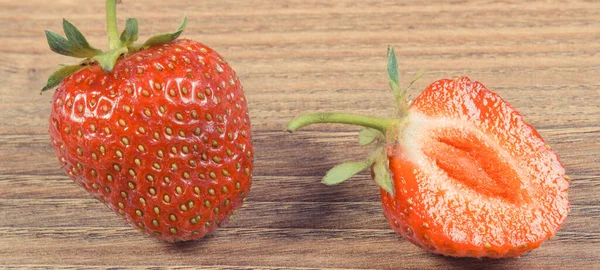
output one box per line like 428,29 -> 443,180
1,0 -> 599,268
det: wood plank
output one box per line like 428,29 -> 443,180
0,227 -> 599,269
0,266 -> 345,270
1,199 -> 598,235
0,126 -> 597,177
0,199 -> 388,230
1,173 -> 599,204
0,266 -> 347,270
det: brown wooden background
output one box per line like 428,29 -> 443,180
1,0 -> 599,269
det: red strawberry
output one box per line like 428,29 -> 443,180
44,1 -> 252,242
286,47 -> 569,258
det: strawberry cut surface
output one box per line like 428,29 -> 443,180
382,77 -> 569,257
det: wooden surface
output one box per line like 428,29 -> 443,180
1,0 -> 599,268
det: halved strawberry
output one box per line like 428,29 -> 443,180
286,47 -> 569,258
383,77 -> 570,257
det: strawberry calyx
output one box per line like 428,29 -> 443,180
41,0 -> 187,92
286,46 -> 422,194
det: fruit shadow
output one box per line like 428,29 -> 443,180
430,253 -> 522,269
280,132 -> 365,229
161,233 -> 216,252
160,129 -> 371,251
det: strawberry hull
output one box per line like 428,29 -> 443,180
381,77 -> 569,258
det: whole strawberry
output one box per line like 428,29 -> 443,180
286,47 -> 569,258
44,0 -> 252,242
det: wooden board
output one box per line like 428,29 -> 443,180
1,0 -> 599,268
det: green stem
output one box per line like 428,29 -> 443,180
106,0 -> 121,50
286,113 -> 397,134
396,91 -> 409,118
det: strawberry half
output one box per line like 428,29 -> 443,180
286,47 -> 569,258
43,1 -> 252,242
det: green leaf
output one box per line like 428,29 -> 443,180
387,45 -> 400,96
41,64 -> 85,92
373,150 -> 394,194
45,21 -> 101,58
143,15 -> 187,48
406,69 -> 425,91
358,127 -> 383,146
94,46 -> 128,72
322,161 -> 371,185
45,30 -> 75,57
62,19 -> 102,57
120,18 -> 139,46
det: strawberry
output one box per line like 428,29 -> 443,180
43,0 -> 252,242
286,47 -> 569,258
